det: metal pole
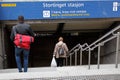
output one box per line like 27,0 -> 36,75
66,57 -> 68,66
75,50 -> 77,66
97,44 -> 101,69
70,54 -> 72,66
80,49 -> 82,65
115,32 -> 120,68
88,48 -> 91,69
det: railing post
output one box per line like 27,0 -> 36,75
115,32 -> 120,68
70,54 -> 72,66
80,49 -> 82,65
66,57 -> 68,66
97,43 -> 101,69
75,50 -> 77,66
88,47 -> 91,69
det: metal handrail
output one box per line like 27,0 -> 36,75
68,43 -> 89,54
66,25 -> 120,67
83,25 -> 120,51
69,44 -> 80,53
91,34 -> 117,50
66,43 -> 89,66
87,32 -> 120,69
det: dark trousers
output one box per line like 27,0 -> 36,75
56,58 -> 65,67
15,46 -> 30,72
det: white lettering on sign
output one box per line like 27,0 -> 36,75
43,2 -> 84,8
113,2 -> 120,11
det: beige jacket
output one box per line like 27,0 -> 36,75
53,41 -> 68,58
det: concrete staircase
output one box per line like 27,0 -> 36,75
0,64 -> 120,80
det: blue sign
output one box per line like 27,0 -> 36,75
0,0 -> 120,20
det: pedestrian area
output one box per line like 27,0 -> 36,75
0,64 -> 120,80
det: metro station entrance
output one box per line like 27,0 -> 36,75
2,21 -> 106,68
0,0 -> 120,69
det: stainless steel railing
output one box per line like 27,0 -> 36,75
86,32 -> 119,69
83,25 -> 120,51
66,43 -> 89,66
66,25 -> 120,69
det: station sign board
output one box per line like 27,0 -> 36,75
0,0 -> 120,20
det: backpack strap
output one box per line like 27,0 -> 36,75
14,26 -> 23,43
61,43 -> 64,48
13,26 -> 17,36
58,43 -> 65,51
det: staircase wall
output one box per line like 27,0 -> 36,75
0,26 -> 3,69
101,37 -> 120,64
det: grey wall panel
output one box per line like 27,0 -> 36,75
0,27 -> 3,69
101,37 -> 120,64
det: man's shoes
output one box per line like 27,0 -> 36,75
19,71 -> 23,73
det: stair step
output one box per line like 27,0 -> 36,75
0,64 -> 120,80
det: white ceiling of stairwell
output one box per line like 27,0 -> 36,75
31,23 -> 58,32
29,20 -> 114,33
63,21 -> 113,30
6,19 -> 118,33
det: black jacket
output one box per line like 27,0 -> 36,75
10,23 -> 34,41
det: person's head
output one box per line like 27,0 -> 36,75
58,37 -> 63,42
18,16 -> 24,23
